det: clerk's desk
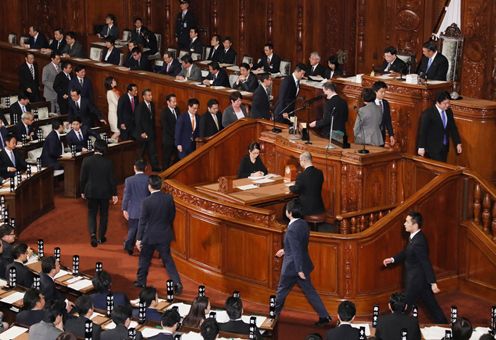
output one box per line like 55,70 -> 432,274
59,140 -> 138,198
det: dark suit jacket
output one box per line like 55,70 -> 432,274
219,320 -> 262,339
48,39 -> 66,54
158,59 -> 182,77
315,95 -> 349,134
117,93 -> 138,135
176,10 -> 197,49
189,38 -> 203,54
5,261 -> 34,288
306,64 -> 326,77
28,33 -> 49,49
206,68 -> 230,87
208,46 -> 223,62
134,101 -> 156,140
68,98 -> 101,128
254,54 -> 281,74
160,107 -> 179,145
80,154 -> 117,199
123,53 -> 134,68
250,85 -> 271,120
65,126 -> 99,152
15,122 -> 37,141
199,111 -> 222,138
0,148 -> 27,178
379,99 -> 394,140
137,191 -> 175,245
274,75 -> 299,123
147,333 -> 174,340
129,56 -> 152,71
131,27 -> 153,48
101,324 -> 143,340
102,47 -> 121,65
282,219 -> 314,275
8,102 -> 32,126
122,173 -> 150,220
233,73 -> 259,92
417,106 -> 461,156
18,63 -> 40,101
69,76 -> 94,102
40,130 -> 63,168
90,290 -> 129,311
289,166 -> 325,216
220,48 -> 237,64
326,324 -> 364,340
175,112 -> 199,157
99,24 -> 119,39
62,41 -> 84,58
417,52 -> 449,81
16,309 -> 44,327
65,315 -> 102,340
324,68 -> 343,79
0,126 -> 7,149
375,313 -> 421,340
40,272 -> 64,303
53,71 -> 71,114
382,57 -> 407,74
237,155 -> 267,178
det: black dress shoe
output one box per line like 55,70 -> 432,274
98,236 -> 107,244
314,316 -> 332,327
126,249 -> 133,255
174,282 -> 183,295
90,238 -> 98,247
133,281 -> 145,288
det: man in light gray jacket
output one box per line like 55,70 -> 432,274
42,52 -> 62,113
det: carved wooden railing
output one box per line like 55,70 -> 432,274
465,170 -> 496,241
335,203 -> 397,234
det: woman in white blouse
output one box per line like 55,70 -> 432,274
221,91 -> 248,128
104,76 -> 121,140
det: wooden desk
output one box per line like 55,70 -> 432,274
1,168 -> 54,233
59,140 -> 137,198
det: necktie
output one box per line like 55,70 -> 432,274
25,125 -> 29,135
137,28 -> 140,35
187,67 -> 191,78
79,78 -> 83,86
171,108 -> 176,119
131,97 -> 135,111
76,101 -> 80,110
441,110 -> 448,145
66,73 -> 70,80
379,100 -> 384,113
427,58 -> 433,71
29,65 -> 35,79
0,133 -> 3,149
107,26 -> 110,36
8,150 -> 15,166
21,105 -> 26,113
57,41 -> 60,50
190,115 -> 195,131
166,62 -> 171,72
312,66 -> 316,74
78,131 -> 83,141
212,114 -> 219,130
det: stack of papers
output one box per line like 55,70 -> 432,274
0,326 -> 28,340
68,278 -> 93,291
0,291 -> 25,304
421,326 -> 450,339
237,184 -> 258,191
253,178 -> 275,184
166,302 -> 191,316
103,320 -> 138,330
54,269 -> 70,280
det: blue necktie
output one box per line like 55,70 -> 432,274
427,58 -> 433,71
441,110 -> 447,145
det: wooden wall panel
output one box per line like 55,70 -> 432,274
189,214 -> 222,271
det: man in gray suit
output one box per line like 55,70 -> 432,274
354,88 -> 384,146
42,52 -> 61,113
29,300 -> 64,339
176,54 -> 202,82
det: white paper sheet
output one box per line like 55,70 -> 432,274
421,326 -> 450,340
471,327 -> 491,339
253,178 -> 275,184
103,320 -> 139,330
0,278 -> 6,287
68,278 -> 93,291
0,326 -> 28,340
65,276 -> 83,284
0,291 -> 25,304
236,184 -> 258,191
54,269 -> 70,280
140,327 -> 166,338
89,312 -> 105,320
166,302 -> 191,316
350,323 -> 371,336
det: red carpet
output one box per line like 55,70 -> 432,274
18,185 -> 493,339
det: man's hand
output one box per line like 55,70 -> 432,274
309,121 -> 316,128
82,148 -> 88,152
120,123 -> 126,130
275,249 -> 284,257
112,196 -> 118,204
81,193 -> 85,199
383,257 -> 393,267
298,272 -> 306,280
390,136 -> 396,146
100,119 -> 107,125
177,145 -> 183,152
26,88 -> 32,93
123,210 -> 129,220
7,167 -> 16,173
65,300 -> 75,313
135,240 -> 142,251
63,94 -> 68,99
456,144 -> 462,154
417,148 -> 425,157
140,132 -> 148,140
176,75 -> 185,80
431,283 -> 441,294
282,113 -> 289,120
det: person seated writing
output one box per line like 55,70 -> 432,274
237,142 -> 268,178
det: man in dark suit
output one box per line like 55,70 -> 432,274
289,152 -> 325,216
0,120 -> 8,151
8,93 -> 32,126
65,117 -> 99,152
203,61 -> 230,87
16,289 -> 45,327
207,34 -> 223,62
0,224 -> 16,266
176,0 -> 197,50
232,63 -> 259,92
326,301 -> 364,340
156,52 -> 182,76
40,121 -> 64,169
253,43 -> 281,74
417,40 -> 449,81
375,292 -> 421,340
80,140 -> 118,247
309,82 -> 349,135
28,300 -> 64,339
132,17 -> 156,52
69,65 -> 94,102
160,94 -> 180,169
61,31 -> 84,58
274,63 -> 306,123
45,28 -> 66,54
135,175 -> 182,294
220,37 -> 237,64
101,37 -> 121,65
373,81 -> 395,146
219,296 -> 262,338
117,83 -> 138,140
250,73 -> 272,120
97,13 -> 119,39
101,305 -> 143,340
132,286 -> 163,322
26,26 -> 49,49
382,46 -> 407,74
188,27 -> 203,54
383,211 -> 448,324
122,160 -> 149,255
65,295 -> 102,339
18,52 -> 41,102
175,98 -> 200,159
129,47 -> 152,71
143,309 -> 180,340
15,112 -> 37,142
199,98 -> 222,138
68,88 -> 104,128
274,199 -> 331,326
53,61 -> 72,115
39,256 -> 65,304
417,91 -> 462,162
306,52 -> 326,78
135,89 -> 160,171
5,243 -> 34,288
0,134 -> 27,178
123,41 -> 138,68
90,271 -> 130,310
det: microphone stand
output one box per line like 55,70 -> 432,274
272,96 -> 301,133
286,105 -> 308,140
356,107 -> 369,154
326,107 -> 336,149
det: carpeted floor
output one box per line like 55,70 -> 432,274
18,185 -> 493,339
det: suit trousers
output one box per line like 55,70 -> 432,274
124,218 -> 139,251
405,283 -> 448,324
162,144 -> 178,169
274,273 -> 329,318
427,144 -> 449,163
136,242 -> 181,285
87,198 -> 109,240
119,127 -> 134,141
138,139 -> 159,169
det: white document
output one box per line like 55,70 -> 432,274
140,327 -> 166,338
103,320 -> 138,330
471,327 -> 491,339
241,315 -> 266,328
0,278 -> 6,287
166,302 -> 191,317
421,326 -> 450,340
237,184 -> 258,191
94,63 -> 113,67
68,278 -> 93,291
350,323 -> 371,336
89,312 -> 105,320
0,291 -> 25,304
54,269 -> 70,280
0,326 -> 28,340
253,178 -> 275,184
65,276 -> 83,284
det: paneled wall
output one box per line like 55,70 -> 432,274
0,0 -> 494,100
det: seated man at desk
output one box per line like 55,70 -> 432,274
237,142 -> 267,178
309,82 -> 348,135
202,61 -> 230,87
289,152 -> 325,216
65,117 -> 100,152
219,296 -> 262,338
0,134 -> 28,178
381,46 -> 407,74
176,54 -> 202,82
5,243 -> 34,288
8,93 -> 32,126
16,288 -> 46,326
15,112 -> 37,142
40,120 -> 65,169
416,40 -> 449,81
64,295 -> 102,339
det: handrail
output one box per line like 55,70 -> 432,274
463,169 -> 496,198
335,203 -> 398,234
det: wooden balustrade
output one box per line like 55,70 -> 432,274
335,203 -> 397,234
471,181 -> 496,241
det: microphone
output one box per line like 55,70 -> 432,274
272,96 -> 302,133
356,107 -> 369,154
